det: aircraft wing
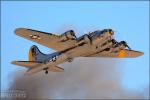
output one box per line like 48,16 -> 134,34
86,49 -> 144,58
15,28 -> 77,51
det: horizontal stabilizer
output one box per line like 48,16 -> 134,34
48,66 -> 64,72
11,61 -> 42,68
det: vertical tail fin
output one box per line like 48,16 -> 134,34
28,45 -> 46,62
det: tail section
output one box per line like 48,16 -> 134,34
28,45 -> 46,62
12,45 -> 65,74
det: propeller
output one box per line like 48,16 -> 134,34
69,30 -> 77,39
111,39 -> 118,44
112,40 -> 131,50
120,41 -> 131,50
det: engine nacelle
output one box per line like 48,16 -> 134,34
76,34 -> 91,46
60,30 -> 76,41
83,34 -> 91,44
110,41 -> 129,53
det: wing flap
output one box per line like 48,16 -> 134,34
11,61 -> 42,68
88,49 -> 144,58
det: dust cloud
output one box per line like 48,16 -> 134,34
8,58 -> 148,99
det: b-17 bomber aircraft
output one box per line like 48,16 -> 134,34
12,28 -> 144,75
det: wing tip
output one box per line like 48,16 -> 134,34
11,61 -> 17,65
125,50 -> 144,58
15,28 -> 25,34
130,50 -> 144,57
136,51 -> 144,57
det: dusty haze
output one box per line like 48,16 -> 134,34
8,58 -> 148,99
